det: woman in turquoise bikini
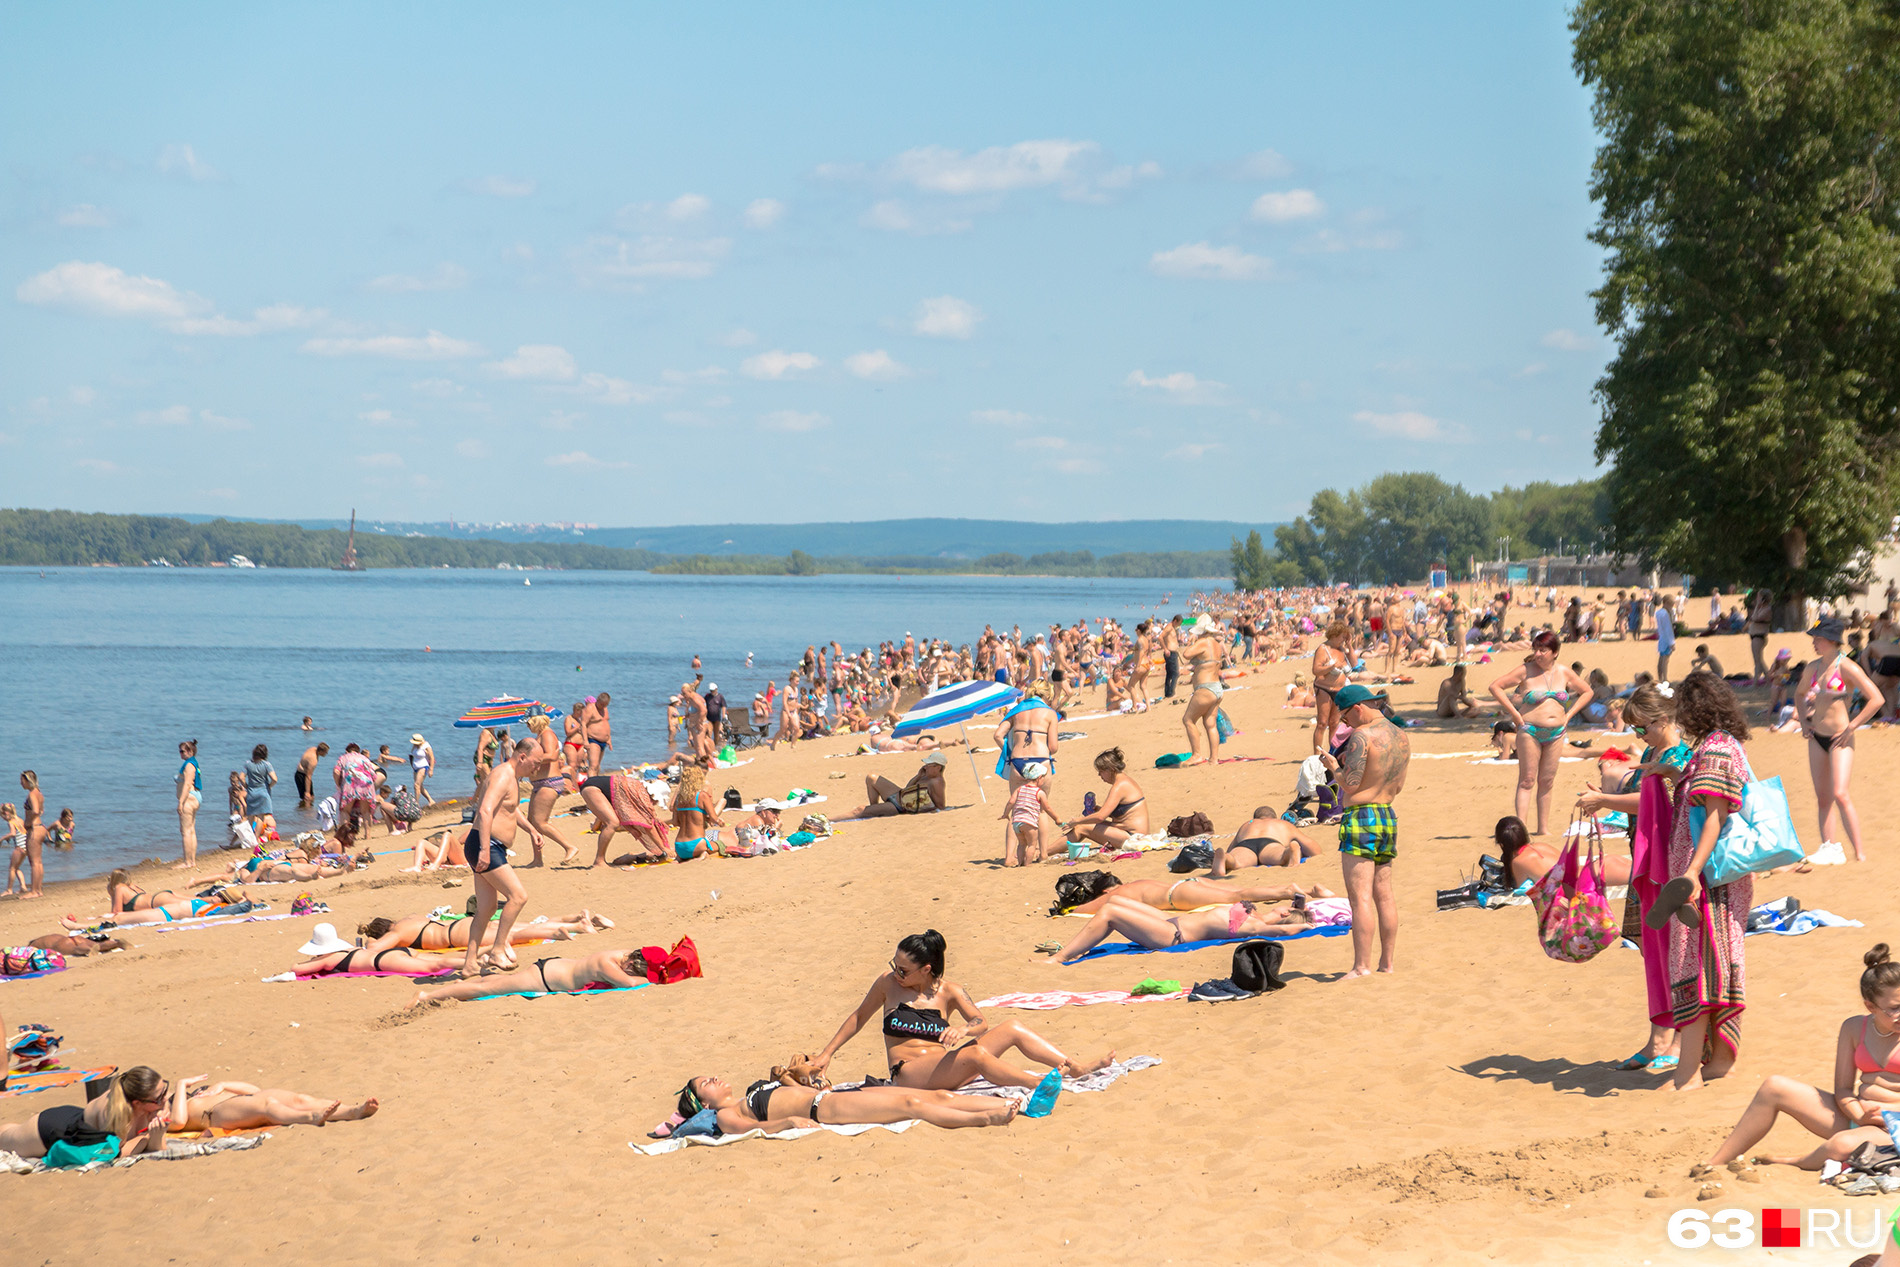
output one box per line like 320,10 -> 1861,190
1488,630 -> 1590,837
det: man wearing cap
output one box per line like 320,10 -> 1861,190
703,683 -> 727,744
854,753 -> 948,818
461,737 -> 535,979
1321,684 -> 1410,979
407,733 -> 435,806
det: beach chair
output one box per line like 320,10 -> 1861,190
725,710 -> 768,750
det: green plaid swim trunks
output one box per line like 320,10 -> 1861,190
1337,802 -> 1397,864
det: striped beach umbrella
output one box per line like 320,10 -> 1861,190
891,680 -> 1021,737
453,696 -> 559,728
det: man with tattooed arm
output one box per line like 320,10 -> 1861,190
1320,684 -> 1411,979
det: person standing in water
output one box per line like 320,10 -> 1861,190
17,771 -> 46,899
1323,685 -> 1411,979
295,742 -> 328,809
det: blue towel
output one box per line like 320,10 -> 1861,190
471,982 -> 648,1002
1068,923 -> 1348,963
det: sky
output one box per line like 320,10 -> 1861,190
1,2 -> 1610,526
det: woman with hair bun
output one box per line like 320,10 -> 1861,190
1061,748 -> 1149,849
1486,631 -> 1591,836
1701,944 -> 1900,1169
808,930 -> 1113,1090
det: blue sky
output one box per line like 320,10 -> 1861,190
2,2 -> 1607,525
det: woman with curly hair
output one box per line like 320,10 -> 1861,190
1644,670 -> 1753,1091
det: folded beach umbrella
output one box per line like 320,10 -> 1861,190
893,680 -> 1022,803
454,696 -> 561,728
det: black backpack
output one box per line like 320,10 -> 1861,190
1167,842 -> 1214,873
1051,870 -> 1122,915
1231,940 -> 1286,993
722,786 -> 743,810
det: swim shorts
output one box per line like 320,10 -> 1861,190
1337,803 -> 1398,864
462,830 -> 509,871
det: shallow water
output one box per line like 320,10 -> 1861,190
0,566 -> 1189,881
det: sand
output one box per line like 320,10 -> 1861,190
0,624 -> 1890,1265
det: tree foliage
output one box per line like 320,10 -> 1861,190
1230,530 -> 1272,591
1489,479 -> 1611,555
1273,473 -> 1494,584
1575,0 -> 1900,596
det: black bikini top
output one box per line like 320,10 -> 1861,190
883,1002 -> 947,1042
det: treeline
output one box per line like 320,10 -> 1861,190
0,510 -> 667,570
1230,474 -> 1609,589
651,547 -> 1231,578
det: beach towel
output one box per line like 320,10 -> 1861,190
631,1119 -> 917,1155
264,968 -> 459,983
146,911 -> 298,934
0,1133 -> 268,1174
956,1055 -> 1162,1099
1068,924 -> 1347,962
0,1066 -> 114,1100
976,990 -> 1188,1009
470,981 -> 647,1002
1745,904 -> 1862,937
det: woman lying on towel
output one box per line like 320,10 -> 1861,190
290,923 -> 461,979
410,948 -> 651,1005
1061,875 -> 1335,915
0,1066 -> 171,1160
675,1072 -> 1017,1135
165,1074 -> 378,1131
359,908 -> 612,954
1037,895 -> 1324,965
220,849 -> 361,885
61,884 -> 259,929
809,930 -> 1114,1091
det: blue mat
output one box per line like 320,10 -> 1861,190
470,981 -> 647,1002
1069,924 -> 1348,963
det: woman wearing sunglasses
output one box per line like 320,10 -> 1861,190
0,1066 -> 171,1160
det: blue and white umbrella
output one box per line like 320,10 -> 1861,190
892,680 -> 1023,803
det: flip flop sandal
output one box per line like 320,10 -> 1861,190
1645,877 -> 1696,929
1675,903 -> 1703,931
1614,1051 -> 1650,1070
1645,1054 -> 1680,1073
1034,940 -> 1063,955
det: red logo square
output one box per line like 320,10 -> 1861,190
1761,1209 -> 1802,1248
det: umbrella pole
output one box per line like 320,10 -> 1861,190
962,721 -> 986,803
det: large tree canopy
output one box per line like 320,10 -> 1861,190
1575,0 -> 1900,597
1272,473 -> 1494,585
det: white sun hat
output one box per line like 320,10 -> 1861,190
298,922 -> 354,957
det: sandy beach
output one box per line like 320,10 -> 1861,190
1,624 -> 1888,1265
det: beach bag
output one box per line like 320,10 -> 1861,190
388,787 -> 422,823
722,786 -> 742,810
2,947 -> 64,976
45,1136 -> 119,1169
1052,870 -> 1122,914
1167,811 -> 1213,839
1696,771 -> 1805,889
1231,941 -> 1286,993
1528,819 -> 1618,964
1215,708 -> 1235,742
640,936 -> 703,984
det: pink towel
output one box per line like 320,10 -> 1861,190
975,990 -> 1187,1010
1631,775 -> 1677,1027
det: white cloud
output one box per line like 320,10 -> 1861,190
1017,436 -> 1069,450
913,295 -> 982,339
156,143 -> 219,181
666,194 -> 711,221
1352,409 -> 1467,442
57,204 -> 112,228
1250,189 -> 1325,222
575,235 -> 731,283
487,344 -> 578,382
1126,370 -> 1227,403
715,328 -> 757,347
410,378 -> 466,397
18,260 -> 207,321
744,198 -> 784,229
1149,242 -> 1274,281
168,303 -> 325,336
358,409 -> 395,423
199,409 -> 250,430
1167,442 -> 1222,460
844,349 -> 909,381
1054,456 -> 1101,475
1234,149 -> 1293,179
971,408 -> 1032,425
1516,362 -> 1549,378
888,140 -> 1097,195
1299,225 -> 1404,254
357,452 -> 405,469
77,457 -> 123,475
135,404 -> 193,426
662,366 -> 728,385
463,175 -> 535,198
741,350 -> 821,380
1541,328 -> 1592,351
454,439 -> 489,459
366,262 -> 469,293
861,200 -> 972,235
574,372 -> 663,405
759,410 -> 828,432
69,386 -> 95,405
303,331 -> 482,360
545,450 -> 627,468
540,410 -> 583,432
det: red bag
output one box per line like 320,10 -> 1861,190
640,936 -> 702,984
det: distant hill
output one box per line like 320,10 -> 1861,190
156,515 -> 1283,558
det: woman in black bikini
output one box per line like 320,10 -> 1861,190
106,867 -> 176,915
1060,748 -> 1149,848
289,925 -> 463,979
1796,616 -> 1883,862
409,948 -> 649,1004
808,930 -> 1114,1091
358,908 -> 611,954
0,1066 -> 170,1160
675,1072 -> 1018,1135
577,768 -> 670,866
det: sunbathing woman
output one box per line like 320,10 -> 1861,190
1494,814 -> 1632,887
165,1074 -> 378,1131
411,948 -> 649,1004
1211,810 -> 1319,875
31,931 -> 132,956
809,930 -> 1113,1091
0,1066 -> 170,1160
106,868 -> 179,915
1060,748 -> 1149,848
61,884 -> 258,929
1038,895 -> 1323,964
676,1072 -> 1017,1136
291,941 -> 465,980
1061,874 -> 1335,915
577,768 -> 670,866
359,908 -> 611,953
1701,944 -> 1900,1171
669,760 -> 726,860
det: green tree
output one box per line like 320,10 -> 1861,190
1229,530 -> 1271,591
785,549 -> 818,576
1575,0 -> 1900,598
1273,473 -> 1492,584
1490,479 -> 1610,555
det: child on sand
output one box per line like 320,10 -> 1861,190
3,803 -> 24,895
1003,765 -> 1053,867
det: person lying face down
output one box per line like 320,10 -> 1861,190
1209,809 -> 1318,877
674,1073 -> 1019,1136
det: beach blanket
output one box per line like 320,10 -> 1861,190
631,1119 -> 917,1155
0,1133 -> 267,1174
470,981 -> 647,1002
956,1055 -> 1162,1099
0,1066 -> 114,1100
1069,924 -> 1347,962
1746,904 -> 1862,937
263,968 -> 458,983
977,990 -> 1188,1009
0,964 -> 67,984
147,911 -> 300,934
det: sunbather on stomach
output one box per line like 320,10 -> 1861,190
808,930 -> 1113,1091
1038,895 -> 1320,965
359,908 -> 611,954
1061,875 -> 1334,915
676,1073 -> 1017,1135
409,948 -> 650,1005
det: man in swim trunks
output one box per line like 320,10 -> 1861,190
460,738 -> 535,979
1210,809 -> 1318,877
1322,684 -> 1410,980
295,742 -> 329,808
